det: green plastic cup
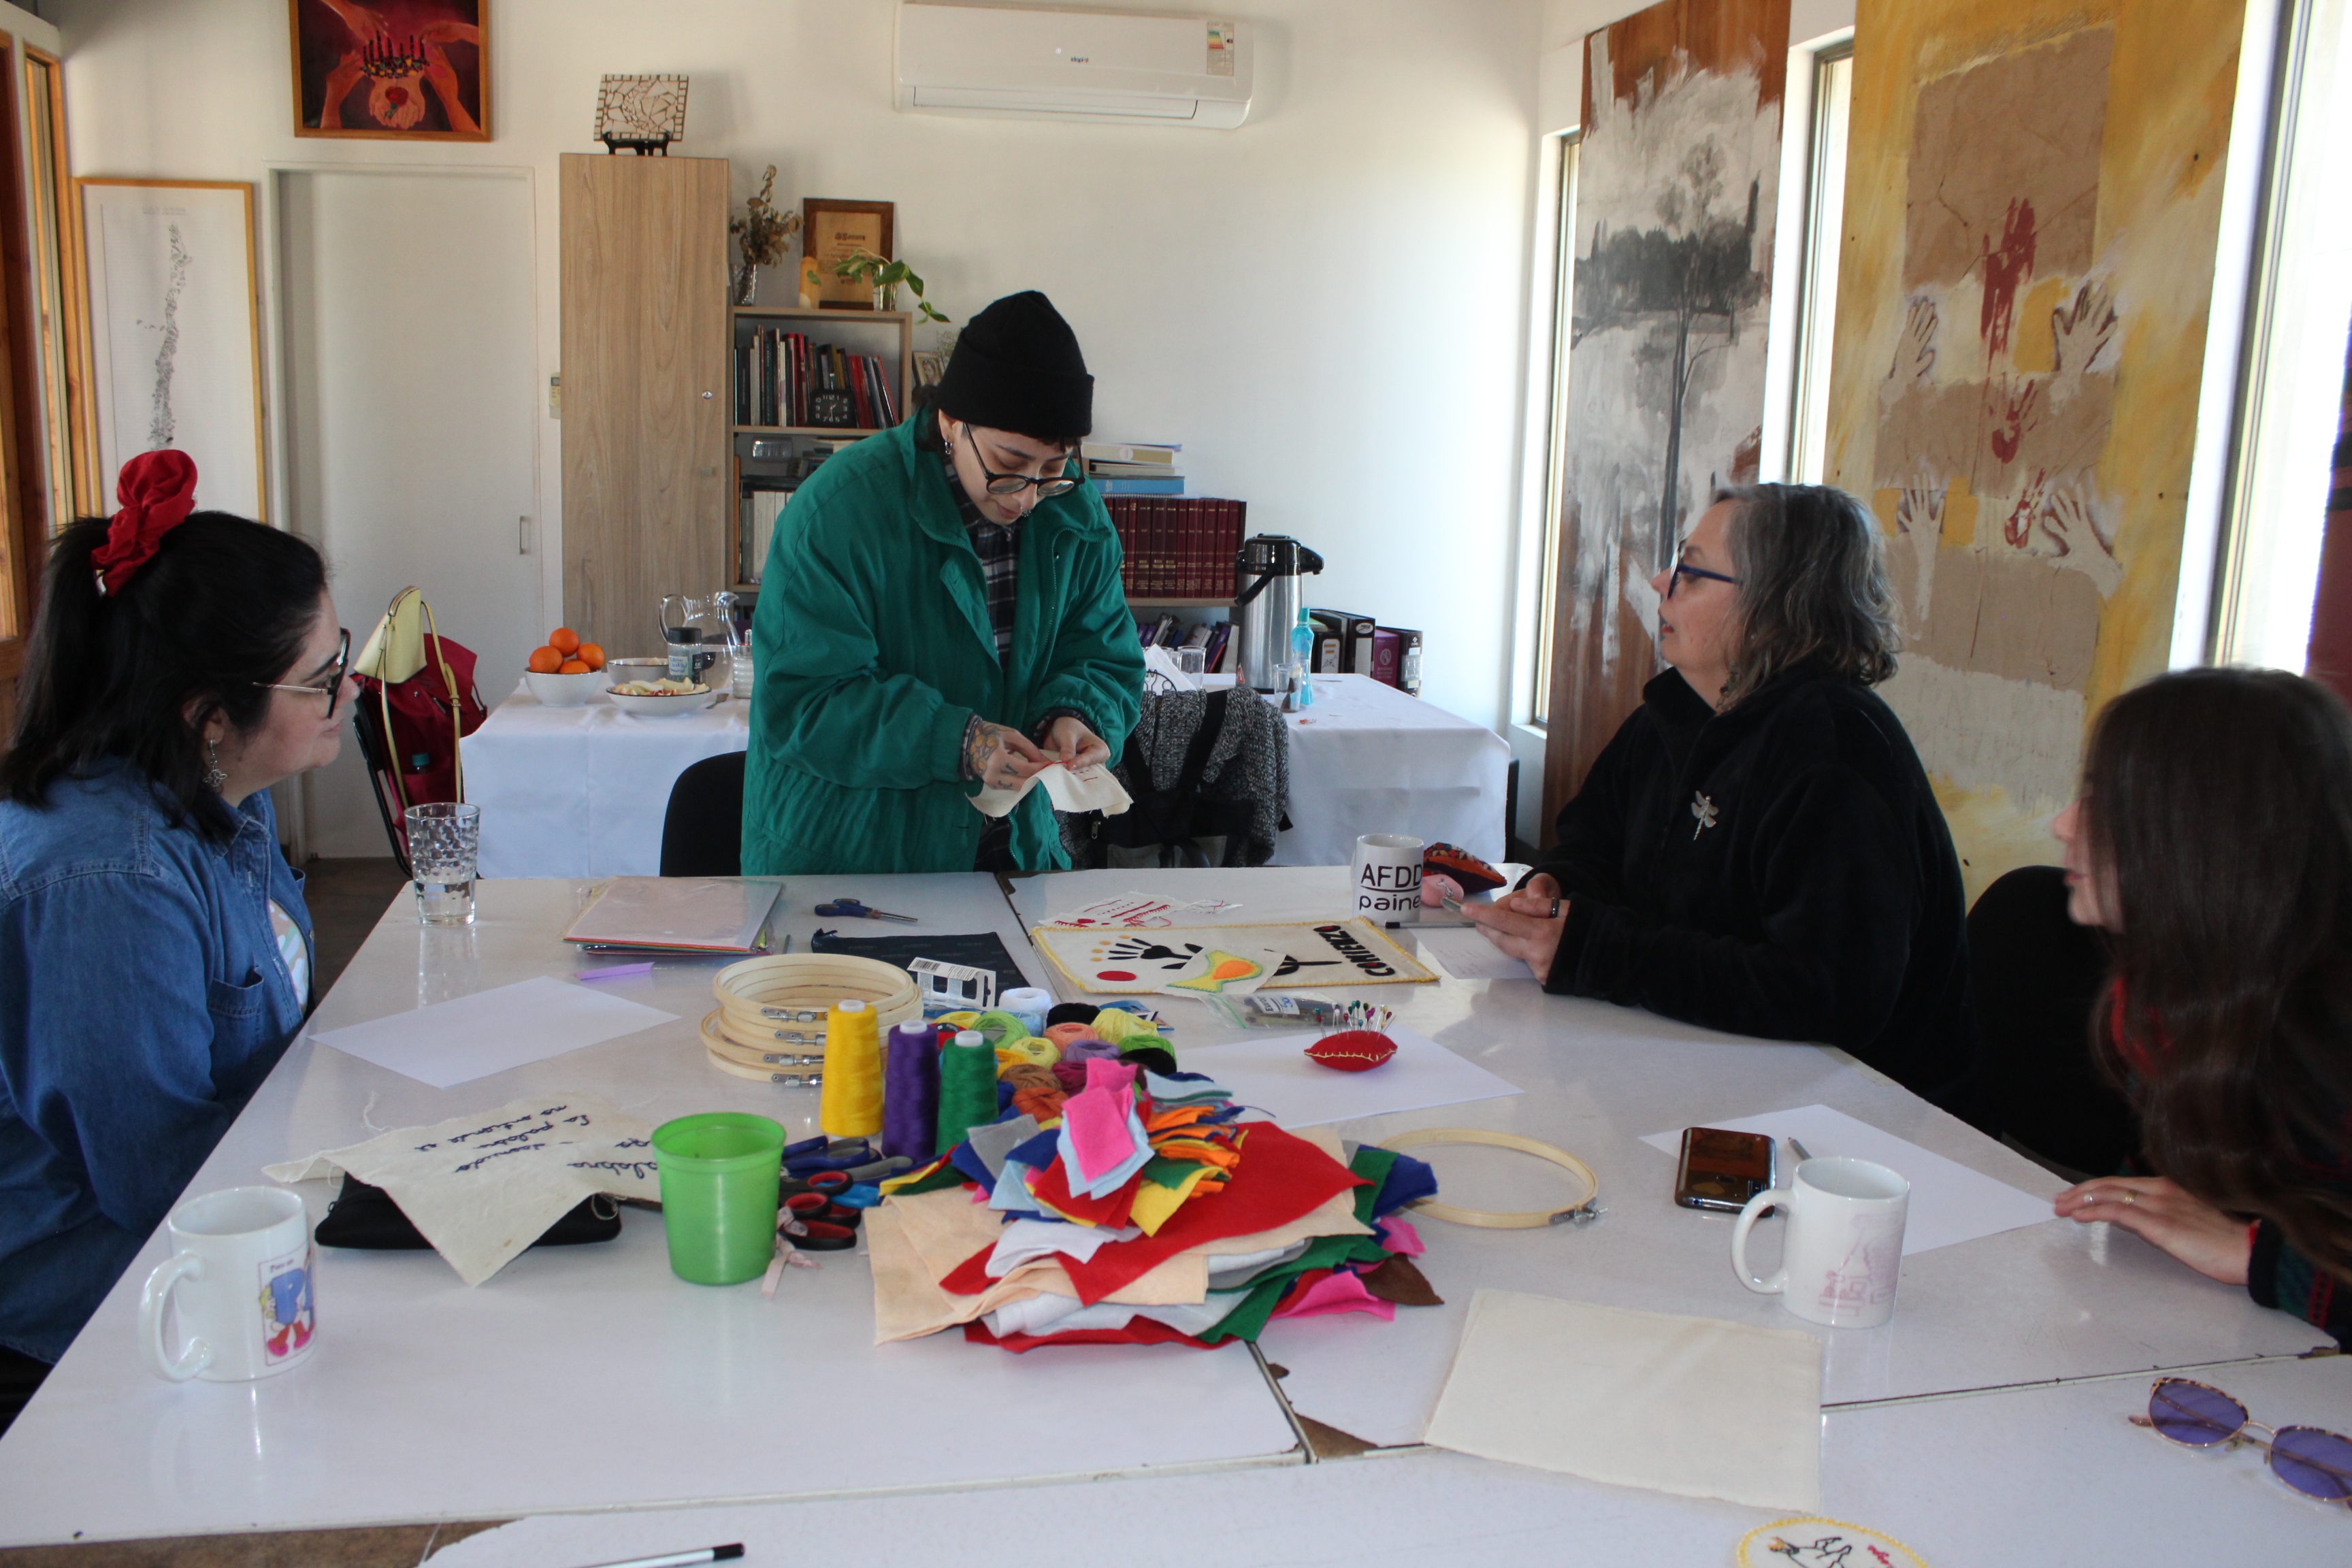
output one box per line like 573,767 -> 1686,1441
651,1112 -> 785,1285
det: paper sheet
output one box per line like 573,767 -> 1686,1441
311,975 -> 678,1088
968,762 -> 1133,819
265,1095 -> 658,1286
1177,1026 -> 1520,1128
1413,925 -> 1537,981
1639,1103 -> 2057,1255
1424,1290 -> 1822,1512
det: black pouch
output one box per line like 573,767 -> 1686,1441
314,1175 -> 623,1250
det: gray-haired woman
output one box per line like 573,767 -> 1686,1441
1468,484 -> 1976,1107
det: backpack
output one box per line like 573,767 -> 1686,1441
350,588 -> 488,870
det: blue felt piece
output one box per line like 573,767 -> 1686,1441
949,1139 -> 995,1189
1007,1127 -> 1064,1171
1371,1151 -> 1439,1218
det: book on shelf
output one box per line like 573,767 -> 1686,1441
1085,459 -> 1183,476
1310,608 -> 1377,674
739,485 -> 794,584
1082,441 -> 1179,466
1105,495 -> 1246,599
1094,475 -> 1186,496
1203,621 -> 1233,673
1368,628 -> 1401,688
1379,625 -> 1423,696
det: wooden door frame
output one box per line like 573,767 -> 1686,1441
0,27 -> 50,730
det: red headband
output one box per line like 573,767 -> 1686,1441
93,449 -> 201,597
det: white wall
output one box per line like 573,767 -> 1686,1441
49,0 -> 1545,732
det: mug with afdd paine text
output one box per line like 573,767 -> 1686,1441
140,1186 -> 318,1382
1350,833 -> 1424,920
1729,1156 -> 1910,1328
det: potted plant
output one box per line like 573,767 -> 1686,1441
728,166 -> 800,306
831,249 -> 951,323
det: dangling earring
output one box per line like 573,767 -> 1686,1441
204,738 -> 228,793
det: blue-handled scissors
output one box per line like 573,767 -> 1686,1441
813,896 -> 917,924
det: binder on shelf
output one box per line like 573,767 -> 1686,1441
1379,626 -> 1423,696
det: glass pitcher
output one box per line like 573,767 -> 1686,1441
657,593 -> 723,685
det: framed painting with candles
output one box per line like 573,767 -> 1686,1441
289,0 -> 490,142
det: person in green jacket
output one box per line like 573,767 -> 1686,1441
742,291 -> 1144,874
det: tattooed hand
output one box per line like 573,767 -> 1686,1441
962,716 -> 1049,789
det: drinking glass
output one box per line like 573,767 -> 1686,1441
406,802 -> 481,926
1175,646 -> 1207,679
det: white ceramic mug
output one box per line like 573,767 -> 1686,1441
1350,832 -> 1424,921
1729,1156 -> 1909,1328
140,1186 -> 318,1382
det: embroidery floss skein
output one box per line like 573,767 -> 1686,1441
936,1028 -> 1000,1151
819,999 -> 883,1139
881,1019 -> 943,1164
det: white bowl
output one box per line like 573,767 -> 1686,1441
606,685 -> 719,717
524,669 -> 607,707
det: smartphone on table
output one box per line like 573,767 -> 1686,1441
1673,1126 -> 1776,1212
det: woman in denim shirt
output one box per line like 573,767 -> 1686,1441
0,453 -> 352,1428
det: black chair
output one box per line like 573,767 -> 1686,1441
661,752 -> 748,876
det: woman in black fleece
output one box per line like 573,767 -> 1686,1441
1469,484 -> 1975,1107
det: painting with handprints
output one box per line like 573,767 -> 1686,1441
78,180 -> 265,522
291,0 -> 489,142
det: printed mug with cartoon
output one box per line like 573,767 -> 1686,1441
140,1186 -> 318,1382
1729,1156 -> 1910,1328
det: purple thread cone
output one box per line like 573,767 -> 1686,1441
883,1021 -> 942,1164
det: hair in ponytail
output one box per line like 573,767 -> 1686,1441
2,512 -> 327,842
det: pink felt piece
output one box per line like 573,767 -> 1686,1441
1376,1215 -> 1425,1256
1084,1057 -> 1139,1092
1274,1270 -> 1396,1322
1062,1073 -> 1140,1186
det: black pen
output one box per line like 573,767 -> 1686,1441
572,1546 -> 742,1568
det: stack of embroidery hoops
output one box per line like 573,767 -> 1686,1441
703,954 -> 922,1085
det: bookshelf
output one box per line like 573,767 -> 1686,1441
730,306 -> 916,591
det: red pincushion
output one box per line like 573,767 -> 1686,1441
1305,1030 -> 1398,1072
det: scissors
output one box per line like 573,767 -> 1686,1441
813,896 -> 917,924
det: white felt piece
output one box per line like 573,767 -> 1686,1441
968,762 -> 1134,819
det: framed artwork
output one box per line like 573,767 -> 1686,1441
76,180 -> 267,522
800,199 -> 894,310
289,0 -> 489,142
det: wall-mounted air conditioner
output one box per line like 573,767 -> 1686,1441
894,2 -> 1254,130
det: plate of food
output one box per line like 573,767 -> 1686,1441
606,677 -> 720,716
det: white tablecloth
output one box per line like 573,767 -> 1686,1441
468,682 -> 749,878
465,674 -> 1509,876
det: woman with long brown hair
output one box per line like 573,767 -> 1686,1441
2053,667 -> 2352,1342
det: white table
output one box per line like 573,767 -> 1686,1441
462,675 -> 1510,878
0,866 -> 2330,1550
426,1356 -> 2352,1566
468,683 -> 750,878
0,877 -> 1297,1546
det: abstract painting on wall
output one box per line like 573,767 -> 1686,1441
1826,0 -> 2249,898
1543,0 -> 1791,821
77,180 -> 265,523
290,0 -> 489,142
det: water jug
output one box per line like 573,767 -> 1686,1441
1232,536 -> 1325,691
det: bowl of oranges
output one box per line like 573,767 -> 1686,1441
523,628 -> 608,707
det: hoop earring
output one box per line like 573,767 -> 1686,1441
203,739 -> 228,794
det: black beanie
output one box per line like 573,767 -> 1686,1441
933,291 -> 1093,442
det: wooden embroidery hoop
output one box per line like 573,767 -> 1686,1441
1377,1128 -> 1602,1229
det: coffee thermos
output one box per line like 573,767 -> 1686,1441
1232,535 -> 1325,691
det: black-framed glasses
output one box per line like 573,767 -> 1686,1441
959,423 -> 1079,499
255,627 -> 352,719
2132,1377 -> 2352,1505
1668,549 -> 1741,599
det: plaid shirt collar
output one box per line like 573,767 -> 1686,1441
936,444 -> 1019,657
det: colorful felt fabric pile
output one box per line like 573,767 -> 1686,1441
870,1056 -> 1441,1350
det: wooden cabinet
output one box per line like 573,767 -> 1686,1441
558,152 -> 730,658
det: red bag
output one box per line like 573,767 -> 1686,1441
351,589 -> 488,865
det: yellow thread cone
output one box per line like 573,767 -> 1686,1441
821,998 -> 884,1138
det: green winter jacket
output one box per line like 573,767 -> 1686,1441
740,414 -> 1143,874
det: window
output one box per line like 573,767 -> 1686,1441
1786,45 -> 1852,485
1530,135 -> 1579,728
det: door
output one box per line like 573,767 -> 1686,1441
277,167 -> 540,858
559,153 -> 730,657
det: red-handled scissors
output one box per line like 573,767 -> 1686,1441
813,896 -> 916,924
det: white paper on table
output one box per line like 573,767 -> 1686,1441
1639,1103 -> 2058,1255
1423,1289 -> 1821,1512
1179,1026 -> 1520,1128
1413,925 -> 1536,981
312,975 -> 678,1089
264,1095 -> 659,1286
968,760 -> 1134,819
